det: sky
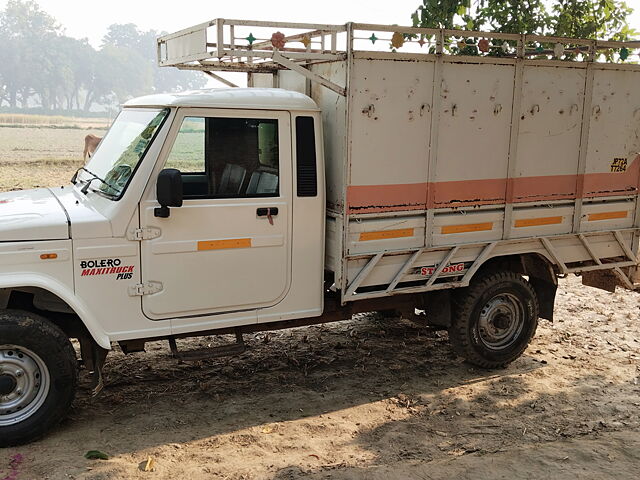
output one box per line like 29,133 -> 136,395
3,0 -> 639,49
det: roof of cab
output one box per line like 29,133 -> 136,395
124,88 -> 319,111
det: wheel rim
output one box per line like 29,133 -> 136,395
0,345 -> 51,426
477,293 -> 525,351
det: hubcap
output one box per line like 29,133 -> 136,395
477,293 -> 525,350
0,346 -> 51,426
0,375 -> 17,395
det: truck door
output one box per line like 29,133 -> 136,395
139,109 -> 292,320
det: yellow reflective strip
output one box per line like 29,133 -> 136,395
587,211 -> 627,221
359,228 -> 414,241
514,216 -> 563,228
441,222 -> 493,235
198,238 -> 252,250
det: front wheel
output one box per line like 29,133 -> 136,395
449,272 -> 539,368
0,310 -> 78,447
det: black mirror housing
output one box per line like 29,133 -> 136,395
155,168 -> 183,218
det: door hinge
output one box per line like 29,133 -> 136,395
127,227 -> 161,241
128,281 -> 163,297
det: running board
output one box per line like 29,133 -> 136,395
168,330 -> 245,361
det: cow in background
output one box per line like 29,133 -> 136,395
83,134 -> 102,162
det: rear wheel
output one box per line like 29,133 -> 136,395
0,310 -> 78,447
449,272 -> 539,368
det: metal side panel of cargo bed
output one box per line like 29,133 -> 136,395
336,54 -> 640,301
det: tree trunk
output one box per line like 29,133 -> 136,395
84,91 -> 94,112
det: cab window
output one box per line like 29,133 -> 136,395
164,116 -> 279,198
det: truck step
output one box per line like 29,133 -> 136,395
168,330 -> 245,361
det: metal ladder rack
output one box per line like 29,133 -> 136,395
157,18 -> 640,94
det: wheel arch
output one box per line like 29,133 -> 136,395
473,253 -> 558,321
0,275 -> 111,349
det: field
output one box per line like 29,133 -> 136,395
0,124 -> 639,480
0,125 -> 107,191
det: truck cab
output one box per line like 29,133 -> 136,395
0,88 -> 326,446
1,88 -> 325,347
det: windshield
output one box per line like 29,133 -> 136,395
80,108 -> 169,199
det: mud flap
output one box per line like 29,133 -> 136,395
581,267 -> 639,293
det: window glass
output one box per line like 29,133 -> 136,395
295,116 -> 317,197
165,117 -> 205,173
81,108 -> 168,199
164,116 -> 279,198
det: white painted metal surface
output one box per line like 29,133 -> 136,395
125,88 -> 319,111
0,189 -> 69,241
139,108 -> 293,319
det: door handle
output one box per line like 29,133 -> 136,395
257,207 -> 279,216
257,207 -> 278,225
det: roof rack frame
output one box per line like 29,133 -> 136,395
157,18 -> 640,93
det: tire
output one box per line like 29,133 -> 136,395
449,272 -> 539,368
0,310 -> 78,447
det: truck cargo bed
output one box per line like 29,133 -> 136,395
158,20 -> 640,300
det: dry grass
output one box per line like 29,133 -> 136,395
0,125 -> 97,191
0,113 -> 110,129
0,159 -> 82,191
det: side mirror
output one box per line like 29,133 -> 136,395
155,168 -> 183,218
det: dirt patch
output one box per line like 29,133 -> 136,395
1,276 -> 638,479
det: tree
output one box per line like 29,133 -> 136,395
102,23 -> 207,96
411,0 -> 473,29
474,0 -> 550,34
0,0 -> 61,108
411,0 -> 637,40
552,0 -> 636,40
0,1 -> 207,111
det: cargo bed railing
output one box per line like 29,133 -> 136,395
157,19 -> 640,94
343,229 -> 640,302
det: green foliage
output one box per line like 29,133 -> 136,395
475,0 -> 550,34
84,450 -> 109,460
411,0 -> 472,29
411,0 -> 637,39
552,0 -> 637,40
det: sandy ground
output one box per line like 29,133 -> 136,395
1,276 -> 638,480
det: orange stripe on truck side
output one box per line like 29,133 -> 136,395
359,228 -> 414,241
514,216 -> 563,228
441,222 -> 493,234
198,238 -> 252,250
347,155 -> 640,213
587,211 -> 627,221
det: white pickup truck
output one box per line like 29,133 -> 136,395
1,19 -> 639,446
